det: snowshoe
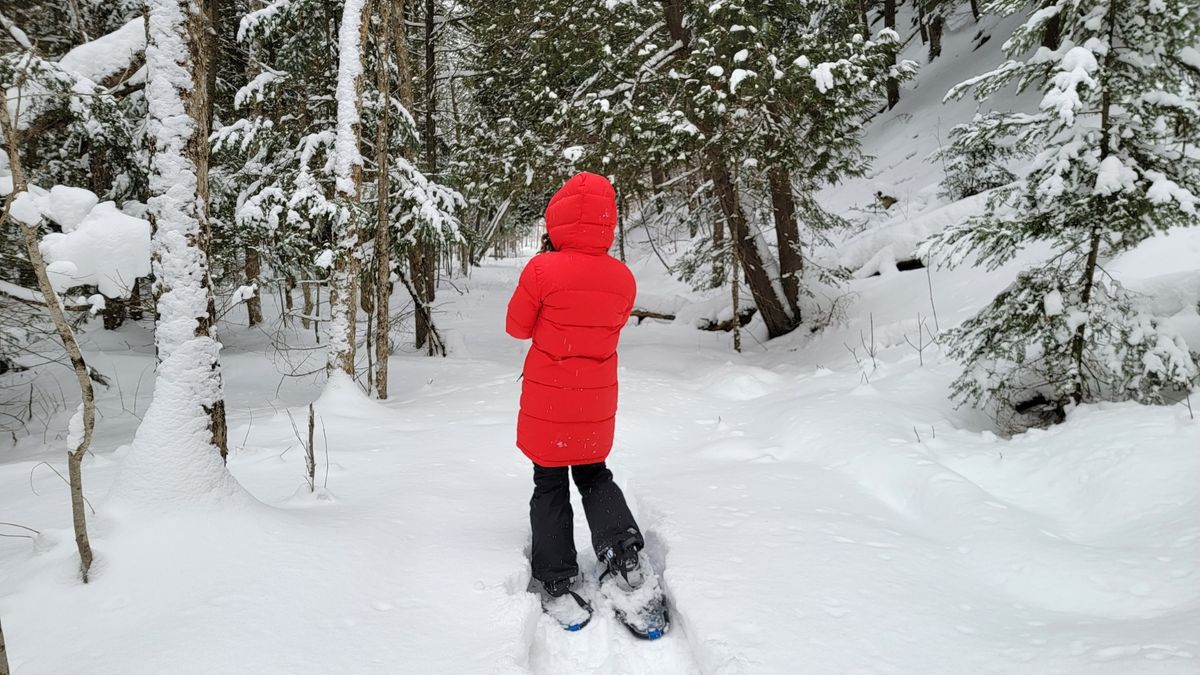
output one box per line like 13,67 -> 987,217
599,538 -> 670,640
536,577 -> 593,632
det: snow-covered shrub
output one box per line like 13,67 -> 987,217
933,123 -> 1016,201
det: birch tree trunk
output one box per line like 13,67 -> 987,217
328,0 -> 370,377
110,0 -> 243,504
2,111 -> 94,583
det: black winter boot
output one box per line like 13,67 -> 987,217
599,533 -> 646,592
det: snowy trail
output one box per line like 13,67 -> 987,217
526,523 -> 701,675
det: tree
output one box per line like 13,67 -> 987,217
934,0 -> 1200,428
2,75 -> 95,582
110,0 -> 242,501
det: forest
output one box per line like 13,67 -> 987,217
1,0 -> 1198,673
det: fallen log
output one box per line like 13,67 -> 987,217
630,308 -> 675,324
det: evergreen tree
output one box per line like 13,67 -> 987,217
934,0 -> 1200,428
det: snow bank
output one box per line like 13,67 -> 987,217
840,191 -> 991,275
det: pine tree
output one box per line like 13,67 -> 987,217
934,0 -> 1200,428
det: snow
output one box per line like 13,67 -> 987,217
810,62 -> 835,93
39,201 -> 151,298
728,68 -> 753,93
1043,289 -> 1064,316
2,5 -> 1198,674
56,18 -> 145,84
1094,155 -> 1137,196
2,251 -> 1197,673
333,0 -> 367,198
1042,47 -> 1098,125
45,186 -> 99,232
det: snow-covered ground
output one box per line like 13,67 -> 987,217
3,7 -> 1199,674
2,239 -> 1198,673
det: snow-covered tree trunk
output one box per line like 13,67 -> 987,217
328,0 -> 369,377
111,0 -> 242,504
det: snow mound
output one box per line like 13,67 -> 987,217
39,201 -> 151,298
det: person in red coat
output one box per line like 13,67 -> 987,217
506,172 -> 646,612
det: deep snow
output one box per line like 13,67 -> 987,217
2,244 -> 1198,673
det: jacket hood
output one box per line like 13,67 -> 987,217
545,172 -> 616,255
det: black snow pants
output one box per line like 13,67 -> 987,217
529,461 -> 643,584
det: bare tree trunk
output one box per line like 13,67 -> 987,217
189,0 -> 229,458
707,151 -> 796,338
730,235 -> 742,353
244,246 -> 263,326
769,167 -> 802,322
917,1 -> 929,43
301,278 -> 313,329
969,0 -> 980,21
373,0 -> 397,399
411,0 -> 439,355
617,195 -> 627,262
103,295 -> 128,330
0,614 -> 8,675
3,110 -> 95,583
929,13 -> 944,62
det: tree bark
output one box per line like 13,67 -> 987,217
0,613 -> 8,675
412,0 -> 439,355
244,246 -> 263,326
769,167 -> 803,322
929,14 -> 944,62
884,0 -> 900,109
373,0 -> 397,399
707,151 -> 796,338
103,295 -> 128,330
2,110 -> 95,583
189,0 -> 230,457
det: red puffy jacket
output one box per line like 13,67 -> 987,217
506,173 -> 636,467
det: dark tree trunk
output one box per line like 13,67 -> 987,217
929,14 -> 944,61
707,152 -> 796,338
244,246 -> 263,326
885,0 -> 900,108
769,167 -> 802,322
103,295 -> 128,330
413,0 -> 438,354
1042,12 -> 1062,49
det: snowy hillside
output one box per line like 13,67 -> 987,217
2,2 -> 1199,674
